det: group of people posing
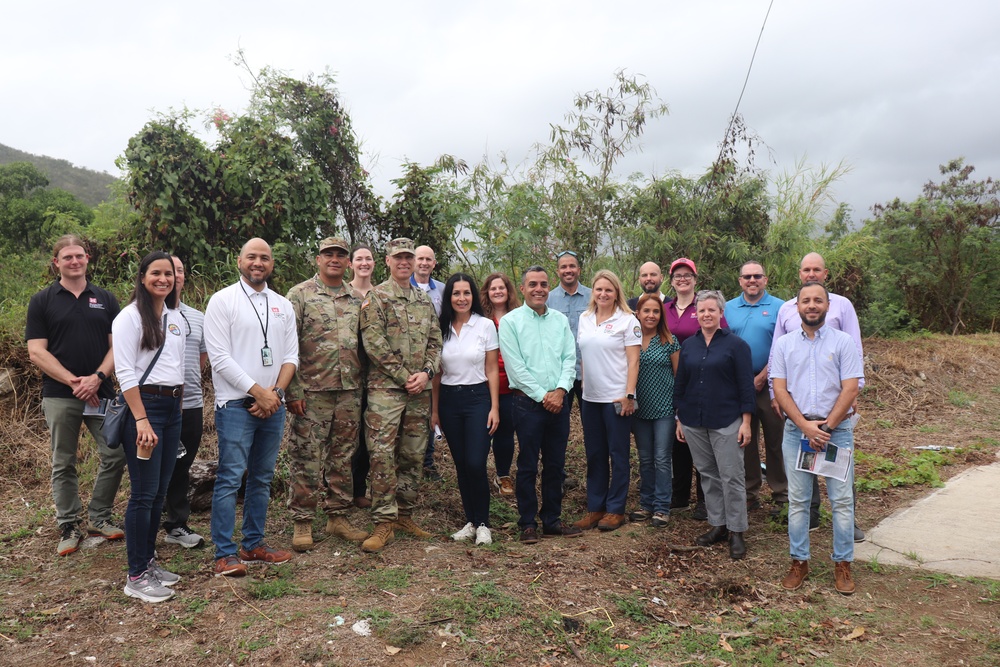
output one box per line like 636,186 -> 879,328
26,234 -> 864,605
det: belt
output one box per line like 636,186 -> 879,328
801,414 -> 826,421
140,384 -> 183,398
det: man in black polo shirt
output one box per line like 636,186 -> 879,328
26,234 -> 126,556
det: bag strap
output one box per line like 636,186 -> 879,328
137,315 -> 169,387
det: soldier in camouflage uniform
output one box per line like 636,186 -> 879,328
285,237 -> 369,551
359,237 -> 442,553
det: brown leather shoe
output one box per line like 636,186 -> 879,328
393,515 -> 433,538
292,520 -> 313,552
834,561 -> 855,595
214,555 -> 248,577
597,513 -> 626,532
362,522 -> 395,553
325,516 -> 368,542
496,476 -> 515,497
573,511 -> 606,530
239,543 -> 293,565
781,559 -> 809,591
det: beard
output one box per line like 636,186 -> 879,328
240,266 -> 271,286
799,310 -> 827,327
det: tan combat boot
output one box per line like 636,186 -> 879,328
361,523 -> 395,553
325,516 -> 367,542
393,514 -> 433,538
292,520 -> 313,552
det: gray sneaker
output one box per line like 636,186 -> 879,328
124,571 -> 175,603
57,522 -> 84,556
164,525 -> 205,549
147,558 -> 180,587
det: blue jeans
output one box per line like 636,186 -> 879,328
511,392 -> 570,530
782,420 -> 855,562
490,392 -> 515,477
440,383 -> 493,526
211,400 -> 286,560
123,393 -> 181,576
580,400 -> 632,515
632,416 -> 674,515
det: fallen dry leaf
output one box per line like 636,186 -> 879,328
384,646 -> 401,655
843,627 -> 866,641
614,643 -> 630,650
719,638 -> 734,652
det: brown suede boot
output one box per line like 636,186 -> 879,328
597,513 -> 626,532
781,559 -> 809,591
292,520 -> 313,552
573,511 -> 606,530
361,523 -> 395,553
834,561 -> 855,595
325,516 -> 368,543
393,515 -> 433,538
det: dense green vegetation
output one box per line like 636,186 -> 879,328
1,67 -> 997,346
0,143 -> 116,207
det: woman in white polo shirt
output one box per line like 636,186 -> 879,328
572,270 -> 641,533
431,273 -> 500,546
112,251 -> 186,603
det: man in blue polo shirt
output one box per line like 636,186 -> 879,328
724,261 -> 785,513
546,250 -> 591,409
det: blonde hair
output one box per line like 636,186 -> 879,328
585,269 -> 633,315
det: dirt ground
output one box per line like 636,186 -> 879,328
1,334 -> 999,666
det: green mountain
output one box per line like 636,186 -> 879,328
0,143 -> 118,207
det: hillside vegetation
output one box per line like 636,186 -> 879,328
0,142 -> 117,207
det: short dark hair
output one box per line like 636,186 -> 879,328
521,265 -> 547,285
797,281 -> 829,300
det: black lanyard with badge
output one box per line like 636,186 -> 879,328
240,281 -> 273,367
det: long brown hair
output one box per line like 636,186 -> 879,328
480,272 -> 520,318
635,292 -> 672,345
130,251 -> 178,350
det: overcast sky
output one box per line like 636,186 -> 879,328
4,1 -> 998,224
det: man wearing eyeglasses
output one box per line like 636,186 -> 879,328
768,252 -> 866,541
724,261 -> 784,514
547,250 -> 591,408
159,256 -> 208,549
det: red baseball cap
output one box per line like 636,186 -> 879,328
669,257 -> 697,276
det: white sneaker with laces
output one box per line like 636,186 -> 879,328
475,524 -> 492,546
124,571 -> 175,603
164,525 -> 205,548
451,522 -> 475,541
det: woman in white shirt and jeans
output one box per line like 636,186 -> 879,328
572,270 -> 641,533
431,273 -> 500,545
112,251 -> 186,603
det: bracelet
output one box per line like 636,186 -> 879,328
135,417 -> 148,423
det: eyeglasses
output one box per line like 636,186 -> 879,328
671,273 -> 695,280
556,250 -> 578,259
740,274 -> 765,280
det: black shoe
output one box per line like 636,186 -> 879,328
809,515 -> 820,531
853,524 -> 866,543
423,466 -> 442,481
729,532 -> 747,560
696,525 -> 729,547
519,527 -> 540,544
670,499 -> 690,511
562,475 -> 580,491
692,502 -> 708,521
747,499 -> 762,511
542,522 -> 583,538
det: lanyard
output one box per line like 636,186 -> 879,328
239,281 -> 269,348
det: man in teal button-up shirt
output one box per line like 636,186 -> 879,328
499,266 -> 581,542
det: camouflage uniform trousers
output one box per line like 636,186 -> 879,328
287,389 -> 362,522
365,388 -> 430,523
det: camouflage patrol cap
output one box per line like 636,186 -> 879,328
386,237 -> 416,257
318,237 -> 350,253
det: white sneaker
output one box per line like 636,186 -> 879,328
451,522 -> 475,541
475,524 -> 492,545
124,571 -> 175,603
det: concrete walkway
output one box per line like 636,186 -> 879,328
854,451 -> 1000,579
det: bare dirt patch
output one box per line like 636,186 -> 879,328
1,334 -> 999,666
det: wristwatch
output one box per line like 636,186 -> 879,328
423,367 -> 435,380
818,424 -> 833,434
627,393 -> 636,400
273,387 -> 286,403
96,371 -> 107,381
